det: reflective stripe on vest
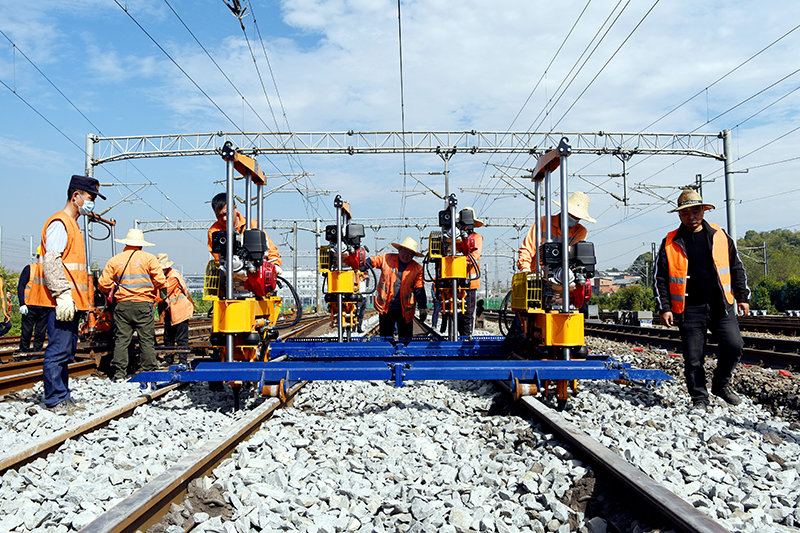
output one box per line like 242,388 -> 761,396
664,222 -> 734,313
27,211 -> 90,310
165,270 -> 193,324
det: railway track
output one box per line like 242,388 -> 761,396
0,314 -> 745,531
583,321 -> 800,369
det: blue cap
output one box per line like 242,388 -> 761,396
69,175 -> 106,200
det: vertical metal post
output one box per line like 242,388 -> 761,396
225,157 -> 235,363
111,224 -> 117,256
544,171 -> 552,242
449,195 -> 458,341
560,158 -> 570,316
763,241 -> 768,278
244,172 -> 251,228
85,134 -> 95,177
293,221 -> 298,293
722,129 -> 737,242
256,184 -> 263,231
335,201 -> 343,342
695,174 -> 703,198
315,218 -> 321,313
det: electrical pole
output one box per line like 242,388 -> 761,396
763,241 -> 768,278
722,129 -> 737,242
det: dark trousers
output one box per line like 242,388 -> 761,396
43,309 -> 78,407
112,301 -> 158,379
20,305 -> 48,352
677,304 -> 744,401
356,300 -> 367,331
163,311 -> 189,346
379,308 -> 413,339
431,297 -> 441,329
0,319 -> 10,336
458,288 -> 478,337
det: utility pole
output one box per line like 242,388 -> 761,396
721,129 -> 737,241
695,174 -> 703,197
763,241 -> 768,278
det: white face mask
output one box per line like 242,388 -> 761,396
79,199 -> 95,216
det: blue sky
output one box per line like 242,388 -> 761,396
1,0 -> 799,286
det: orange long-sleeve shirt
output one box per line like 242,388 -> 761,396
517,215 -> 587,271
98,247 -> 166,303
207,209 -> 282,265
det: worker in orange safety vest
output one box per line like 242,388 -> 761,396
458,207 -> 484,337
517,191 -> 596,310
28,175 -> 104,412
654,189 -> 750,411
362,236 -> 427,340
207,192 -> 281,265
156,253 -> 194,364
99,228 -> 166,382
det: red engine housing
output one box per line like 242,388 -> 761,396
457,234 -> 477,254
244,262 -> 278,298
570,282 -> 592,309
343,247 -> 367,271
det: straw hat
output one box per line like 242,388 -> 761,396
114,228 -> 155,247
669,189 -> 715,213
391,236 -> 423,257
156,253 -> 174,269
554,191 -> 596,223
459,206 -> 484,228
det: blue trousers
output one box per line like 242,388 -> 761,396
43,308 -> 78,407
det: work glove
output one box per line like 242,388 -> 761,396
274,265 -> 284,276
55,293 -> 76,322
19,305 -> 28,315
418,309 -> 428,323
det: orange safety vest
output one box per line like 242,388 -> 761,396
207,209 -> 282,265
98,248 -> 166,303
372,254 -> 424,322
664,222 -> 734,314
23,262 -> 39,304
164,269 -> 194,324
27,211 -> 91,311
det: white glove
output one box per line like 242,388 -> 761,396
274,264 -> 284,276
55,293 -> 76,322
19,305 -> 28,315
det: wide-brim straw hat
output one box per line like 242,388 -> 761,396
114,228 -> 155,247
391,236 -> 423,257
156,253 -> 174,269
554,191 -> 596,223
669,189 -> 715,213
460,206 -> 484,228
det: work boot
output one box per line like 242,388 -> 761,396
690,398 -> 710,412
712,386 -> 742,405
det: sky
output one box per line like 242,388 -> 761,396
1,0 -> 799,291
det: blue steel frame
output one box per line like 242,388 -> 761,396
130,336 -> 672,394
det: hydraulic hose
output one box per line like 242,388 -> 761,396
274,275 -> 303,329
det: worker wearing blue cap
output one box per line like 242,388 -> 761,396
28,175 -> 105,414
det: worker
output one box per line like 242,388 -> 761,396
363,237 -> 427,340
458,207 -> 484,337
0,281 -> 10,337
99,228 -> 166,382
27,175 -> 104,413
517,191 -> 596,271
430,285 -> 441,330
156,253 -> 194,363
654,189 -> 750,411
18,250 -> 49,352
207,192 -> 281,265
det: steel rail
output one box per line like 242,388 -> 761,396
0,384 -> 179,475
0,360 -> 96,396
79,382 -> 304,533
511,393 -> 729,533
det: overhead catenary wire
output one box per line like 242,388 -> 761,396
396,0 -> 410,231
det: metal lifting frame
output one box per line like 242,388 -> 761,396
130,335 -> 672,396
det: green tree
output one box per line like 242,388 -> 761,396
627,252 -> 653,287
0,264 -> 22,336
781,277 -> 800,310
614,284 -> 656,311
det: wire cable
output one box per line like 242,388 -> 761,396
396,0 -> 409,229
